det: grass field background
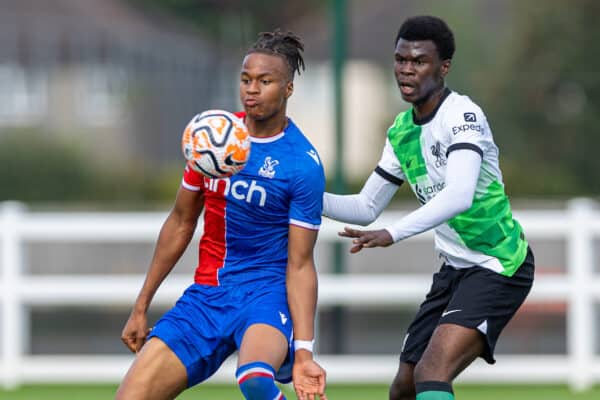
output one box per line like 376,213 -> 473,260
1,384 -> 600,399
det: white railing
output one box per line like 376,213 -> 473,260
1,199 -> 600,391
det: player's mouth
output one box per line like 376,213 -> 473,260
399,82 -> 416,96
244,98 -> 259,107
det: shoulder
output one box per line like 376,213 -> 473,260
386,108 -> 415,143
389,108 -> 413,130
440,91 -> 488,126
284,119 -> 325,174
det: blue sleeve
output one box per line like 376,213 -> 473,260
289,159 -> 325,230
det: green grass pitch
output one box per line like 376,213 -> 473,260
0,384 -> 599,399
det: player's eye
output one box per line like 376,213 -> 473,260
241,78 -> 250,84
261,79 -> 271,85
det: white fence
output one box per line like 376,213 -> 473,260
1,199 -> 600,391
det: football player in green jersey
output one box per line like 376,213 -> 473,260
323,16 -> 534,400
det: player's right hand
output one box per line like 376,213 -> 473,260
339,226 -> 394,253
120,311 -> 150,353
292,356 -> 328,400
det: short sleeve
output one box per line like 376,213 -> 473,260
375,138 -> 406,185
181,163 -> 205,192
289,155 -> 325,230
443,104 -> 488,158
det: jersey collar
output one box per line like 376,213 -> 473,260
412,87 -> 452,125
235,111 -> 288,143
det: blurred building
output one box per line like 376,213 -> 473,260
0,0 -> 421,180
0,0 -> 238,168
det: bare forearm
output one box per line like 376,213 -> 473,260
286,261 -> 318,341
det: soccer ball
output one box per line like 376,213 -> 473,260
182,110 -> 251,178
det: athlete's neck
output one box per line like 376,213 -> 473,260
413,85 -> 446,120
245,114 -> 288,138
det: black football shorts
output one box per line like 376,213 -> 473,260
400,246 -> 534,364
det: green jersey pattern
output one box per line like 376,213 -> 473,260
388,111 -> 427,186
387,97 -> 527,276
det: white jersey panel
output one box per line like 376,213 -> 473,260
384,90 -> 528,275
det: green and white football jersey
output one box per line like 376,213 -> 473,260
378,89 -> 528,276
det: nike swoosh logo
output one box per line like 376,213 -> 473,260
224,154 -> 245,166
441,309 -> 461,318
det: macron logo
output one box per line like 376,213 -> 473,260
279,311 -> 288,325
307,149 -> 320,165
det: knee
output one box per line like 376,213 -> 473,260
115,378 -> 150,400
413,360 -> 427,383
389,381 -> 415,400
414,359 -> 441,383
389,371 -> 415,400
414,357 -> 458,384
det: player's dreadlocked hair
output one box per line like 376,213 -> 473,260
247,29 -> 306,80
395,16 -> 455,61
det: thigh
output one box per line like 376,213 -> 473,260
400,265 -> 459,364
116,338 -> 187,400
237,323 -> 288,369
414,324 -> 484,383
234,289 -> 294,382
441,256 -> 534,363
149,284 -> 238,387
389,361 -> 416,400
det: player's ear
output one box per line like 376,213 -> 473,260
286,81 -> 293,99
440,59 -> 451,77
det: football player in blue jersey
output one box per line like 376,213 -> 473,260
117,30 -> 327,400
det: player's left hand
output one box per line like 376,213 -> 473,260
292,357 -> 328,400
339,227 -> 394,253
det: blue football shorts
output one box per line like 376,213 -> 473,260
147,282 -> 294,387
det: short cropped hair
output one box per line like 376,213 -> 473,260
395,16 -> 455,60
247,29 -> 305,80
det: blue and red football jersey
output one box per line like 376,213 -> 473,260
182,114 -> 325,288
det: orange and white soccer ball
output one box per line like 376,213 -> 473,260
182,110 -> 251,178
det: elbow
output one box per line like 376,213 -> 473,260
355,211 -> 378,226
356,201 -> 383,226
444,185 -> 475,215
357,218 -> 376,227
456,193 -> 474,213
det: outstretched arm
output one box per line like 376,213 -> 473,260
323,171 -> 400,226
323,138 -> 404,225
121,186 -> 204,352
341,149 -> 481,253
286,225 -> 328,400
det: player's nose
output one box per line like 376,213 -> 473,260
246,80 -> 260,94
